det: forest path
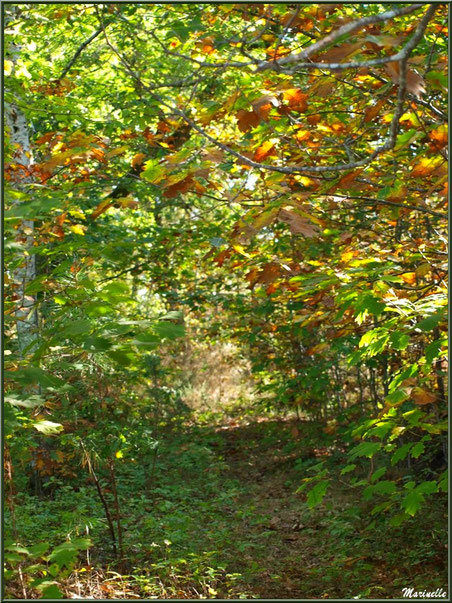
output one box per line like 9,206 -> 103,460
70,413 -> 445,600
210,417 -> 330,599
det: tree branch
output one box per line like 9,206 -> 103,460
57,24 -> 107,81
256,4 -> 425,72
96,5 -> 436,176
325,194 -> 447,219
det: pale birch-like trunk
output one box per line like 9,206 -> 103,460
5,11 -> 39,356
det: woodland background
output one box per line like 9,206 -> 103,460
4,2 -> 448,599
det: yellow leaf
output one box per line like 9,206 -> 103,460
4,60 -> 13,75
115,450 -> 123,459
400,272 -> 417,285
106,145 -> 128,159
69,224 -> 87,235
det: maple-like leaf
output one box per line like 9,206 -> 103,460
253,141 -> 276,162
236,109 -> 260,133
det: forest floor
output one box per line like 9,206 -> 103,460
9,406 -> 447,600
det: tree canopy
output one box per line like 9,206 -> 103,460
4,2 -> 448,600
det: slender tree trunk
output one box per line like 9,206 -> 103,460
5,12 -> 39,357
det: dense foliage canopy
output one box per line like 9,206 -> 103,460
4,2 -> 448,599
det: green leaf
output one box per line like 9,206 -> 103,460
5,394 -> 45,408
401,490 -> 424,516
41,584 -> 63,599
410,441 -> 424,459
349,441 -> 381,460
33,420 -> 64,435
60,319 -> 92,337
373,480 -> 396,495
390,512 -> 409,527
425,339 -> 445,364
28,542 -> 50,557
306,480 -> 329,508
385,389 -> 409,405
416,481 -> 437,495
49,546 -> 78,568
83,336 -> 113,352
438,471 -> 448,493
391,443 -> 412,465
389,331 -> 410,351
153,322 -> 185,340
417,313 -> 442,332
131,333 -> 161,348
340,464 -> 356,475
370,467 -> 387,483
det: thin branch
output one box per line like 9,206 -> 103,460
256,4 -> 424,72
326,194 -> 447,219
57,24 -> 107,81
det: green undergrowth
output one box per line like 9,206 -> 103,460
5,406 -> 447,599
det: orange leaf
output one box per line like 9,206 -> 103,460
198,36 -> 215,54
429,124 -> 448,148
400,272 -> 417,285
294,129 -> 311,142
254,141 -> 276,162
90,148 -> 106,163
90,199 -> 113,221
131,153 -> 146,168
35,131 -> 56,145
282,88 -> 308,112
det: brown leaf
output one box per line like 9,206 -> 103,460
311,78 -> 337,98
316,42 -> 362,64
214,249 -> 232,267
256,262 -> 281,284
384,61 -> 425,98
163,175 -> 194,198
411,387 -> 437,406
278,209 -> 319,237
204,148 -> 226,163
237,109 -> 260,133
252,95 -> 278,121
364,95 -> 390,123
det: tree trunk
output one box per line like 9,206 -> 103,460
5,12 -> 38,357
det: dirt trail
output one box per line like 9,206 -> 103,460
211,418 -> 330,599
